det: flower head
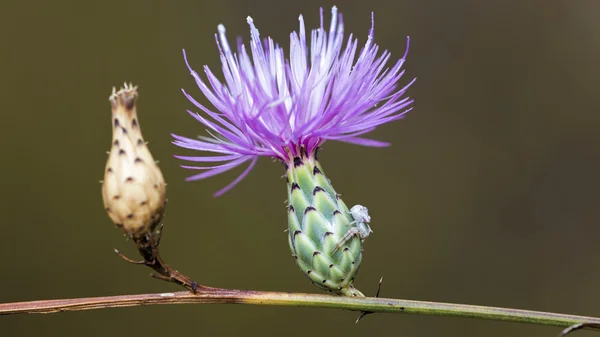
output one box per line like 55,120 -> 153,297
173,6 -> 415,196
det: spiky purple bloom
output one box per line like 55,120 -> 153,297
174,6 -> 414,196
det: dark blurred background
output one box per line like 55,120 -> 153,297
1,0 -> 600,336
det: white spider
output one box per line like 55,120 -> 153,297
333,205 -> 373,252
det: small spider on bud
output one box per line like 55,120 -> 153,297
333,205 -> 373,253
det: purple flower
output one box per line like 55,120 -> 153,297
173,6 -> 415,196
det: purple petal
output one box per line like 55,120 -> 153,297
334,136 -> 391,147
213,156 -> 258,197
185,156 -> 252,181
174,154 -> 241,162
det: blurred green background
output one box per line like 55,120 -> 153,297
1,0 -> 599,336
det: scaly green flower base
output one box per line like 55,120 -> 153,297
285,152 -> 364,297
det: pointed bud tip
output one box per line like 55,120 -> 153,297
109,83 -> 138,114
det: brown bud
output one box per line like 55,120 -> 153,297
102,84 -> 166,238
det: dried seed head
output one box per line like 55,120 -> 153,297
102,84 -> 166,238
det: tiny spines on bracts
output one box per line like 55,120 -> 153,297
102,84 -> 166,239
286,153 -> 366,297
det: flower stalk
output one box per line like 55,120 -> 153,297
1,288 -> 599,335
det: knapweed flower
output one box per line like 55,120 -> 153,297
174,7 -> 414,296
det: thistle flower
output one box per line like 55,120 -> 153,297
174,7 -> 414,296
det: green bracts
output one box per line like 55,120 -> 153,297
286,154 -> 364,297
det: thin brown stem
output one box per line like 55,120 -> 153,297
116,226 -> 207,293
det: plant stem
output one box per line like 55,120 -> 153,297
0,287 -> 598,331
